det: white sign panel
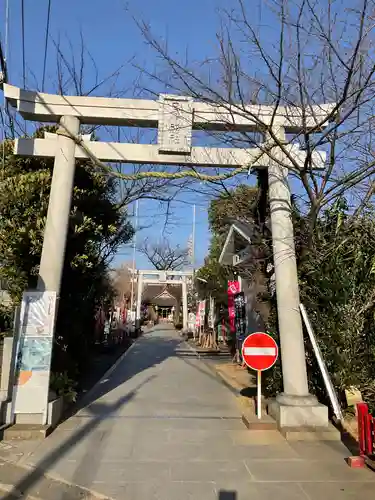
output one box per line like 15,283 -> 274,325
188,312 -> 195,331
158,94 -> 193,154
12,291 -> 57,416
208,297 -> 215,329
199,300 -> 206,318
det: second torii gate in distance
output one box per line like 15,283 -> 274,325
3,83 -> 334,433
131,269 -> 192,330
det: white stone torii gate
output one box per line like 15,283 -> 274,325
2,83 -> 334,432
133,269 -> 192,330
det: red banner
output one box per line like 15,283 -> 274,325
228,281 -> 240,334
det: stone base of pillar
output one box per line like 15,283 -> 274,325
3,423 -> 52,440
268,393 -> 340,440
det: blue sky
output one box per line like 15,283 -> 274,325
0,0 -> 266,269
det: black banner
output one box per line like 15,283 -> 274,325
234,292 -> 246,339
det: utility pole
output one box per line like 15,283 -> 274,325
182,276 -> 188,331
189,204 -> 197,313
192,204 -> 196,272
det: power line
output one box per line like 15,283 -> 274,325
5,0 -> 9,69
42,0 -> 52,91
21,0 -> 26,88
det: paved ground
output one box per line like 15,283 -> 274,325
1,325 -> 375,499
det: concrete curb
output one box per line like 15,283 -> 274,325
0,458 -> 113,500
0,483 -> 39,500
21,463 -> 114,499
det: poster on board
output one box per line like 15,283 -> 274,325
12,291 -> 57,416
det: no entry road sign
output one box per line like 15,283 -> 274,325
242,332 -> 278,371
241,332 -> 278,420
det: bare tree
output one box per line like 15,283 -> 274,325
138,238 -> 190,270
2,30 -> 193,233
111,263 -> 136,306
130,0 -> 375,241
11,3 -> 375,242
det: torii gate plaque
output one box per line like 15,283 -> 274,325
3,83 -> 334,433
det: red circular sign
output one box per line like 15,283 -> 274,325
241,332 -> 278,371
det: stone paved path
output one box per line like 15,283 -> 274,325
4,326 -> 375,499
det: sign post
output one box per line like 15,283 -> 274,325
241,332 -> 278,419
257,369 -> 262,420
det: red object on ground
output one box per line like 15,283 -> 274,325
357,402 -> 375,457
347,402 -> 375,468
347,456 -> 365,468
241,332 -> 278,371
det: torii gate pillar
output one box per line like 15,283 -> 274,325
37,116 -> 80,293
267,163 -> 328,429
262,128 -> 328,430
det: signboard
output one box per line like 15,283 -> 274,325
241,332 -> 278,420
195,301 -> 206,330
234,292 -> 246,339
12,291 -> 57,419
195,311 -> 201,328
208,297 -> 215,329
199,300 -> 206,317
228,281 -> 240,334
158,95 -> 193,153
188,312 -> 195,331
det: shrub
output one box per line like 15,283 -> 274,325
264,202 -> 375,413
50,371 -> 78,403
0,304 -> 13,337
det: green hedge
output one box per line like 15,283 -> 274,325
263,203 -> 375,414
